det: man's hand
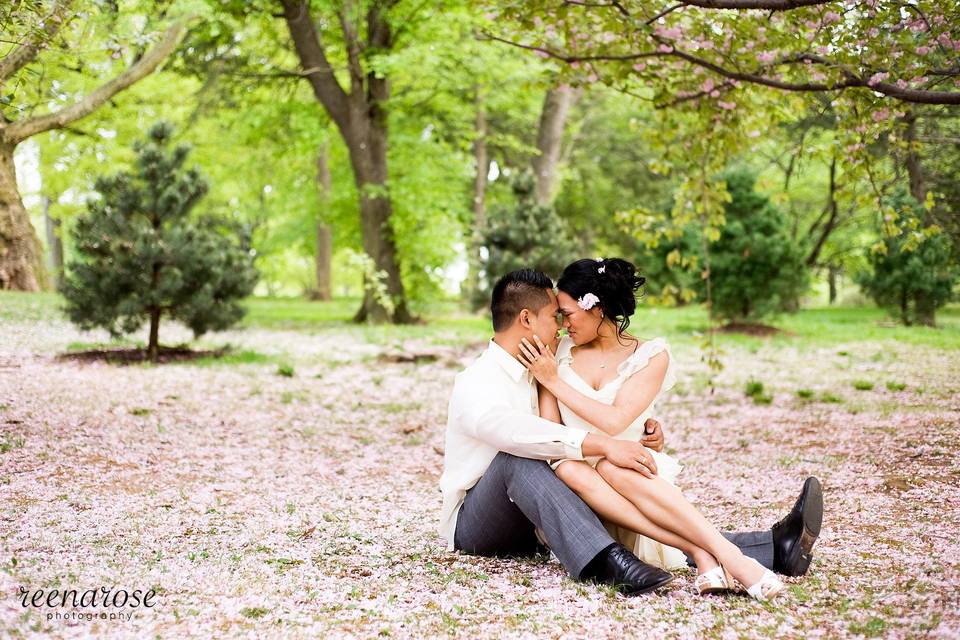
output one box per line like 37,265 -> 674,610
590,436 -> 658,478
640,418 -> 664,452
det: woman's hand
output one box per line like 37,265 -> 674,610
517,335 -> 559,386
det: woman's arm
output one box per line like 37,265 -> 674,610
537,383 -> 563,424
519,336 -> 668,436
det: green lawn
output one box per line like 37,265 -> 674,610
3,290 -> 959,351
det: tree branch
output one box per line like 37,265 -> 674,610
337,0 -> 365,96
0,0 -> 76,85
679,0 -> 833,8
280,0 -> 350,131
5,20 -> 187,143
489,34 -> 960,105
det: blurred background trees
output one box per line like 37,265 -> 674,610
2,0 -> 957,327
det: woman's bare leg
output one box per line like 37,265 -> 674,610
595,459 -> 767,588
555,461 -> 719,573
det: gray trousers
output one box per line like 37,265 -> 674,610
454,453 -> 774,579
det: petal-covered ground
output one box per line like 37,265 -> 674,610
1,298 -> 958,639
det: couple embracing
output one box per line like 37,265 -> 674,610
439,258 -> 823,600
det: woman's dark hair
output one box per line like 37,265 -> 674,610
557,258 -> 645,337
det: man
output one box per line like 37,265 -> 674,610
439,268 -> 822,594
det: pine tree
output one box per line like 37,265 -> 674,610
705,170 -> 809,324
63,123 -> 258,361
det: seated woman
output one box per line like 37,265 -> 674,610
517,257 -> 784,601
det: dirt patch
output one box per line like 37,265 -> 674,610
718,322 -> 785,336
58,345 -> 227,364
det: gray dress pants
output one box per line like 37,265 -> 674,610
454,452 -> 774,578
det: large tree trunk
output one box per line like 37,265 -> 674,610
313,144 -> 332,301
532,84 -> 579,205
465,87 -> 488,305
43,196 -> 64,291
346,118 -> 412,324
0,142 -> 43,291
281,0 -> 410,324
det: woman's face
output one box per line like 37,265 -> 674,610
557,290 -> 602,346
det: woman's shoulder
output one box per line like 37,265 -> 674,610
617,337 -> 672,377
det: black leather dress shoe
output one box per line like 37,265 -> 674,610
583,543 -> 674,595
772,476 -> 823,576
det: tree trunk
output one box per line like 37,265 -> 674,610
827,264 -> 838,305
466,87 -> 488,305
902,110 -> 926,204
281,0 -> 410,324
43,196 -> 64,291
313,144 -> 332,301
347,119 -> 412,324
0,142 -> 43,291
532,84 -> 579,205
148,307 -> 160,362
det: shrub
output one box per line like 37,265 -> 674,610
63,123 -> 258,361
853,380 -> 874,391
704,170 -> 809,323
886,381 -> 907,391
796,389 -> 815,399
857,193 -> 958,327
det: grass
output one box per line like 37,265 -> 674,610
3,290 -> 960,352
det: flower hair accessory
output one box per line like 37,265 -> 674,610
596,257 -> 605,274
577,293 -> 600,310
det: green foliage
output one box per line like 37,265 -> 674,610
857,195 -> 958,327
276,363 -> 295,378
853,380 -> 874,391
886,381 -> 907,392
705,170 -> 809,323
796,389 -> 815,399
63,123 -> 258,343
476,171 -> 578,303
744,379 -> 772,404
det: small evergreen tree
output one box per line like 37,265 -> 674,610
705,170 -> 808,323
476,171 -> 578,305
857,194 -> 958,327
63,123 -> 258,361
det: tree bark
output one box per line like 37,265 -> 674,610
281,0 -> 411,323
0,19 -> 187,291
313,143 -> 333,301
465,86 -> 488,304
148,307 -> 160,362
0,143 -> 43,290
827,264 -> 838,304
43,196 -> 64,291
532,84 -> 579,205
902,110 -> 926,204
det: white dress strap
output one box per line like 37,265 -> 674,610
616,337 -> 676,393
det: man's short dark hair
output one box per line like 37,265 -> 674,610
490,269 -> 553,332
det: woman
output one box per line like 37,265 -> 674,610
517,257 -> 784,600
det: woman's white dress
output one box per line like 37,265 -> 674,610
552,335 -> 688,570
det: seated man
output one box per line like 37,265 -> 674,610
438,268 -> 822,594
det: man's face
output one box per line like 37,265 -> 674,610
526,289 -> 562,352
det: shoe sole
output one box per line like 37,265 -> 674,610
619,574 -> 675,597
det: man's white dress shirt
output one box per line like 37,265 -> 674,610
438,339 -> 589,549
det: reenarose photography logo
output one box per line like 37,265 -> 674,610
17,585 -> 157,623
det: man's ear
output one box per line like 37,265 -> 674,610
518,309 -> 532,329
